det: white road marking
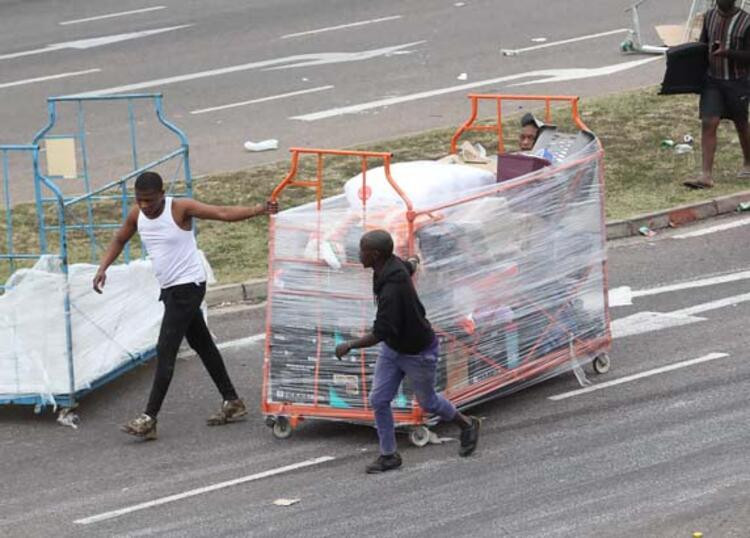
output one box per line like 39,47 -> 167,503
508,56 -> 662,87
64,41 -> 424,97
0,68 -> 101,90
501,28 -> 630,56
608,286 -> 633,307
609,269 -> 750,306
611,290 -> 750,338
191,85 -> 334,115
548,352 -> 729,400
59,6 -> 167,26
632,270 -> 750,298
672,216 -> 750,239
0,25 -> 191,61
281,15 -> 402,39
74,456 -> 335,525
671,291 -> 750,317
216,333 -> 265,350
611,311 -> 705,339
291,57 -> 659,121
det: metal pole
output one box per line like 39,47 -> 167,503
2,150 -> 14,273
76,101 -> 97,263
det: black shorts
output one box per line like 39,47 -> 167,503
700,77 -> 750,122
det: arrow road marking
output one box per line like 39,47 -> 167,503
0,25 -> 191,61
66,41 -> 425,98
291,57 -> 659,121
611,291 -> 750,339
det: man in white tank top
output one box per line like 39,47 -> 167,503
93,171 -> 276,440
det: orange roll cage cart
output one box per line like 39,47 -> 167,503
261,94 -> 611,446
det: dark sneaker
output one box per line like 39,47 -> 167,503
121,413 -> 157,440
206,399 -> 247,426
365,453 -> 402,474
459,416 -> 480,457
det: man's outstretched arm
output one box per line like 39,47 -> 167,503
181,199 -> 276,222
93,207 -> 138,293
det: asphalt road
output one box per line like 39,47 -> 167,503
3,213 -> 750,537
1,0 -> 683,202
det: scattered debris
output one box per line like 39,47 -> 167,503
427,431 -> 456,445
501,49 -> 518,57
244,139 -> 279,152
660,139 -> 675,149
736,202 -> 750,212
674,143 -> 693,155
457,72 -> 468,81
273,498 -> 301,507
531,37 -> 548,43
638,226 -> 657,238
454,1 -> 466,6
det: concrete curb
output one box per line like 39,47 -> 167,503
605,189 -> 750,240
206,189 -> 750,306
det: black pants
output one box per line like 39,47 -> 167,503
146,282 -> 238,418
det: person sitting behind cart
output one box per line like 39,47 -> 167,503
335,229 -> 480,474
519,112 -> 544,151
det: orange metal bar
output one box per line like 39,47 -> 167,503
269,147 -> 414,212
449,94 -> 590,155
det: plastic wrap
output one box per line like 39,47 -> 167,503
265,131 -> 610,425
0,257 -> 163,405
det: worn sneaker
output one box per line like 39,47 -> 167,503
206,399 -> 247,426
459,416 -> 481,457
365,453 -> 402,474
120,413 -> 157,440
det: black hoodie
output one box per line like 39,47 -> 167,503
372,255 -> 435,354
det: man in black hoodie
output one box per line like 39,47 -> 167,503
335,229 -> 480,474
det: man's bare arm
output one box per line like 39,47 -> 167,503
181,199 -> 270,222
93,207 -> 138,293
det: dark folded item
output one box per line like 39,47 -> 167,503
497,153 -> 550,183
660,42 -> 708,95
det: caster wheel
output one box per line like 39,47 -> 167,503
620,39 -> 634,53
593,353 -> 611,374
409,426 -> 431,448
264,416 -> 276,428
272,417 -> 292,439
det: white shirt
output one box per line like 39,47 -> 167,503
137,197 -> 206,288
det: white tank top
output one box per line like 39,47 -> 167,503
138,197 -> 206,289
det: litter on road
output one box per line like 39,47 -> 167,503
244,139 -> 279,152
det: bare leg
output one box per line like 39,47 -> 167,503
701,117 -> 721,185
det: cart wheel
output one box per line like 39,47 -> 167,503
264,416 -> 276,428
620,39 -> 634,53
272,417 -> 293,439
593,353 -> 611,375
409,426 -> 431,448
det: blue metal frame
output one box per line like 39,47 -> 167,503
32,93 -> 192,264
0,145 -> 43,291
1,93 -> 192,411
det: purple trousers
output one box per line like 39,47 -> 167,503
369,338 -> 457,455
